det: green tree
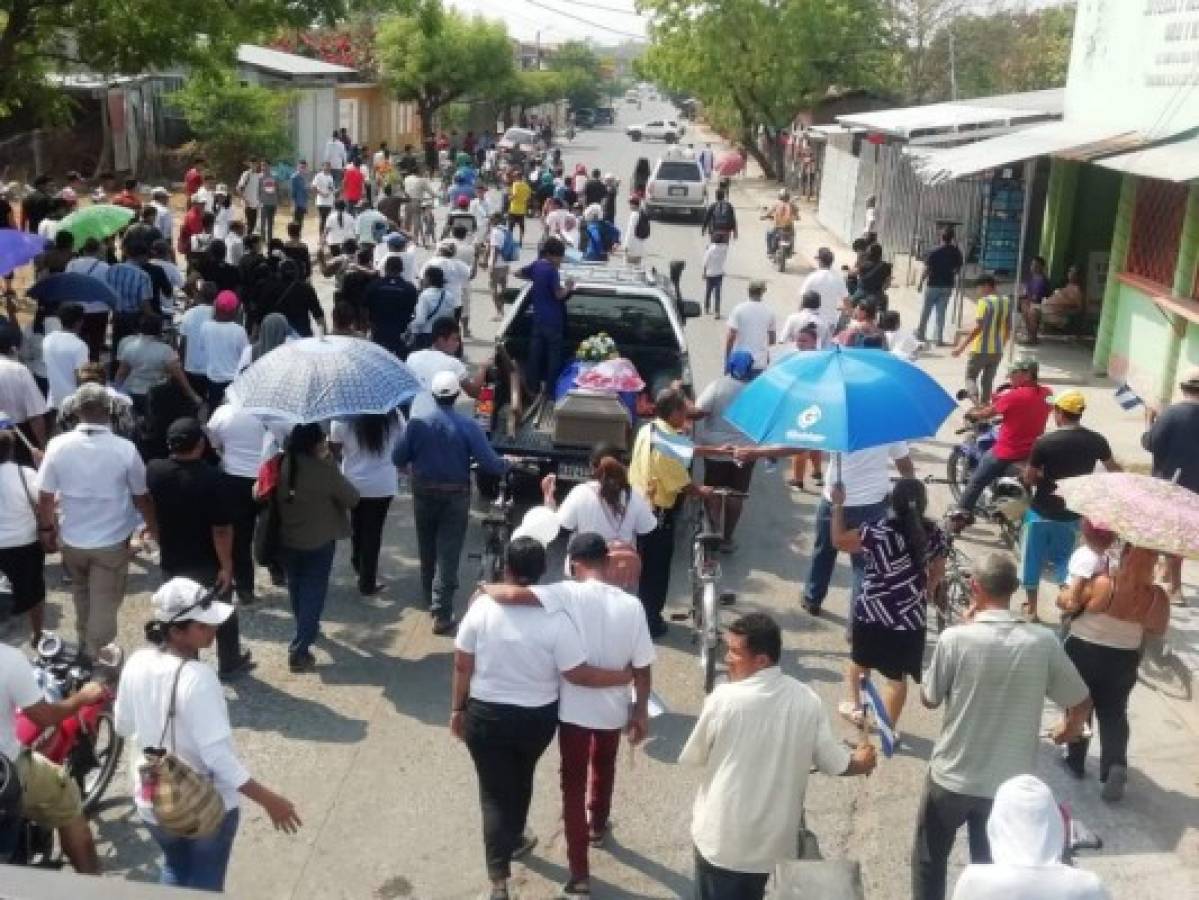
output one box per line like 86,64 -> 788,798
376,0 -> 515,142
0,0 -> 342,119
547,40 -> 611,110
640,0 -> 889,179
171,72 -> 294,181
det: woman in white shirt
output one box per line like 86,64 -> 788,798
200,291 -> 249,408
114,578 -> 300,891
541,444 -> 656,547
18,305 -> 60,397
451,538 -> 633,900
328,412 -> 403,595
206,402 -> 271,603
0,431 -> 51,642
322,200 -> 357,255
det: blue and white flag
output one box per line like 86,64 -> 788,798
1114,383 -> 1143,411
859,675 -> 896,758
650,423 -> 694,465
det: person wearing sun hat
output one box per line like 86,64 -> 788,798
114,577 -> 302,891
1020,388 -> 1121,622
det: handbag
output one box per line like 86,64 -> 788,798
138,659 -> 225,838
252,454 -> 284,567
14,465 -> 52,552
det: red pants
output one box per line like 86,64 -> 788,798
558,721 -> 622,879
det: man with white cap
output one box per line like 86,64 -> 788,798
115,578 -> 301,891
150,187 -> 173,246
393,370 -> 509,634
1142,364 -> 1199,606
951,775 -> 1111,899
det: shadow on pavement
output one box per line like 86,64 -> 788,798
642,711 -> 697,764
226,672 -> 369,743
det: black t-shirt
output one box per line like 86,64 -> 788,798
1144,400 -> 1199,492
858,260 -> 892,295
195,258 -> 240,294
340,267 -> 378,311
583,178 -> 607,206
145,458 -> 234,577
281,243 -> 312,281
924,243 -> 963,288
364,277 -> 418,353
276,281 -> 324,337
1029,426 -> 1112,519
138,260 -> 173,307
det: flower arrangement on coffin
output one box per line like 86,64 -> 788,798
576,332 -> 618,363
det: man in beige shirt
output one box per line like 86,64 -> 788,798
680,613 -> 876,899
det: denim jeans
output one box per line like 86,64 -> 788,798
694,846 -> 768,900
145,807 -> 240,892
917,286 -> 953,344
958,449 -> 1017,514
412,487 -> 470,622
911,778 -> 992,900
803,497 -> 888,608
703,276 -> 723,315
282,541 -> 336,658
528,325 -> 565,395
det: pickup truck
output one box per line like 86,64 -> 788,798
476,263 -> 701,486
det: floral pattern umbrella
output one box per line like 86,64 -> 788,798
227,336 -> 421,425
1056,472 -> 1199,559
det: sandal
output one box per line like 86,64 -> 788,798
838,701 -> 865,727
588,822 -> 610,847
786,478 -> 804,490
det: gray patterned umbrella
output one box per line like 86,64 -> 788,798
227,336 -> 421,425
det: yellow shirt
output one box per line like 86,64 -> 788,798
509,181 -> 532,216
629,419 -> 692,510
971,293 -> 1012,355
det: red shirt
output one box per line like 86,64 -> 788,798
112,190 -> 141,212
992,383 -> 1052,460
342,166 -> 364,202
178,206 -> 204,254
185,168 -> 204,197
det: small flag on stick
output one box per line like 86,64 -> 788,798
1114,383 -> 1143,411
650,422 -> 694,465
859,675 -> 896,758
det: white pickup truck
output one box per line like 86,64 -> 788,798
626,120 -> 683,143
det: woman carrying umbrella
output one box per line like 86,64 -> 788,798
1057,523 -> 1169,800
830,477 -> 947,735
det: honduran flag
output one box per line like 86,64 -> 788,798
650,423 -> 695,465
860,675 -> 896,758
1115,383 -> 1143,411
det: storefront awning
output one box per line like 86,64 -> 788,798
1094,131 -> 1199,182
836,89 -> 1062,140
908,121 -> 1143,185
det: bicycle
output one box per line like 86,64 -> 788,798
472,458 -> 542,584
931,513 -> 973,634
682,488 -> 743,693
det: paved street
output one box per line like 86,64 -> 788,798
23,99 -> 1198,898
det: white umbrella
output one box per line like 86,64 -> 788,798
227,336 -> 421,425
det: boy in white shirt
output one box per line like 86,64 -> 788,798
702,237 -> 729,317
725,280 -> 776,373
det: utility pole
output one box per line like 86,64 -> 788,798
535,29 -> 541,70
948,28 -> 958,101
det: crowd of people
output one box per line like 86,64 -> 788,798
0,117 -> 1194,900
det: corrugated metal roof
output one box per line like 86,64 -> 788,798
908,121 -> 1143,184
236,44 -> 355,77
837,88 -> 1064,140
1094,131 -> 1199,182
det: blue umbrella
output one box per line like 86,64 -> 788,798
26,272 -> 119,309
0,229 -> 47,274
725,346 -> 956,452
227,336 -> 422,424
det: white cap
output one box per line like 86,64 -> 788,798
431,370 -> 461,399
151,186 -> 169,197
152,577 -> 234,626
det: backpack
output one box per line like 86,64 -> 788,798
712,201 -> 736,232
634,211 -> 651,241
500,227 -> 520,263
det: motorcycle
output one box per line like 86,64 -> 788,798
946,404 -> 1029,549
15,634 -> 124,815
773,229 -> 795,272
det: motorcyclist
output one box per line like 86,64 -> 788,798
951,357 -> 1052,532
762,188 -> 798,258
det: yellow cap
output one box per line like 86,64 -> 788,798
1051,390 -> 1086,415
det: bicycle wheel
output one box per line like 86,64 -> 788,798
70,711 -> 123,814
701,581 -> 719,693
479,536 -> 504,584
946,447 -> 970,503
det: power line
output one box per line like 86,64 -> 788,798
520,0 -> 647,40
537,0 -> 642,14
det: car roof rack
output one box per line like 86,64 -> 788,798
560,262 -> 659,288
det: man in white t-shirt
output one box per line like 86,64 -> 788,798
482,532 -> 654,897
0,642 -> 103,873
725,280 -> 776,373
405,318 -> 487,399
323,132 -> 348,186
312,163 -> 337,234
177,295 -> 215,395
799,247 -> 849,332
40,303 -> 89,410
421,242 -> 472,314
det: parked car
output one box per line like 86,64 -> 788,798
573,108 -> 596,128
644,149 -> 708,221
625,88 -> 640,103
478,263 -> 700,488
626,120 -> 681,143
594,107 -> 616,125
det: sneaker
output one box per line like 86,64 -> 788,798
560,878 -> 591,897
1060,751 -> 1086,780
511,832 -> 538,860
359,581 -> 387,597
802,599 -> 822,616
649,621 -> 669,641
432,617 -> 458,636
287,651 -> 316,673
218,650 -> 256,681
1101,764 -> 1127,801
235,589 -> 257,606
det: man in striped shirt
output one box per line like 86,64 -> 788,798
952,275 -> 1012,403
105,249 -> 155,375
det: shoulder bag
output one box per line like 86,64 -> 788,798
14,465 -> 52,552
138,659 -> 226,838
